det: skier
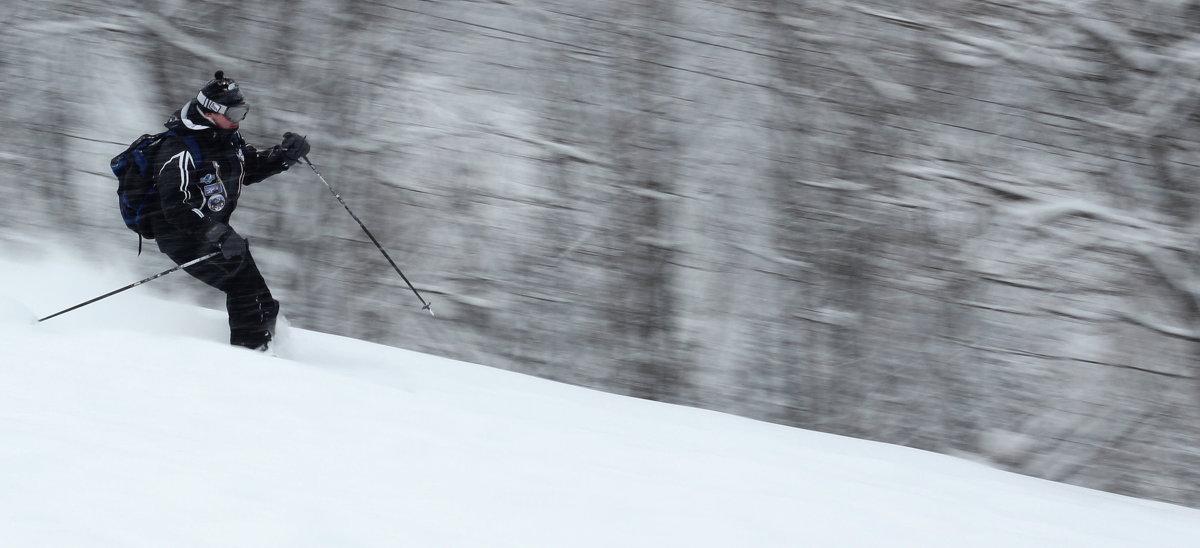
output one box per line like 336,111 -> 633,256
149,71 -> 309,350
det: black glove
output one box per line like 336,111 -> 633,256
280,132 -> 310,167
205,223 -> 248,260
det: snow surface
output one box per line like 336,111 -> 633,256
2,248 -> 1199,548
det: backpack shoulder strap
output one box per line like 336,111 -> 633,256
164,129 -> 204,165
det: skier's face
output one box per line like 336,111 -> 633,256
206,111 -> 240,130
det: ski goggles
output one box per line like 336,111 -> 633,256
196,92 -> 250,122
223,103 -> 250,122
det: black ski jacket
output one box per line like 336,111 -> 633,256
149,101 -> 290,239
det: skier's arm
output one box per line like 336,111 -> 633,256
241,143 -> 289,185
243,133 -> 309,185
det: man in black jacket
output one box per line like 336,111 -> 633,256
150,71 -> 309,350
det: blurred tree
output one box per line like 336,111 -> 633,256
2,0 -> 1199,509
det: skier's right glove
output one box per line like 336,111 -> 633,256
280,132 -> 310,168
205,223 -> 248,260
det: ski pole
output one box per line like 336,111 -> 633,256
38,251 -> 220,322
302,156 -> 434,316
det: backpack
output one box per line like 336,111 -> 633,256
110,130 -> 202,242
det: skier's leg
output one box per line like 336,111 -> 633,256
222,255 -> 279,349
155,233 -> 279,348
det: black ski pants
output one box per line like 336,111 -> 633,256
153,228 -> 279,348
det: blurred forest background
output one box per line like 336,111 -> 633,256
3,0 -> 1199,508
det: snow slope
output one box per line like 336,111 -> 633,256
2,248 -> 1199,547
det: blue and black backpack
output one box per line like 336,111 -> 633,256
109,130 -> 202,241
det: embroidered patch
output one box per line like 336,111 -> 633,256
207,194 -> 227,212
200,173 -> 227,211
203,182 -> 223,197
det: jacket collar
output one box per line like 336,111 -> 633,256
164,100 -> 215,133
180,100 -> 214,130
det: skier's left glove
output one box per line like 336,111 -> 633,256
205,223 -> 248,260
280,132 -> 310,168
